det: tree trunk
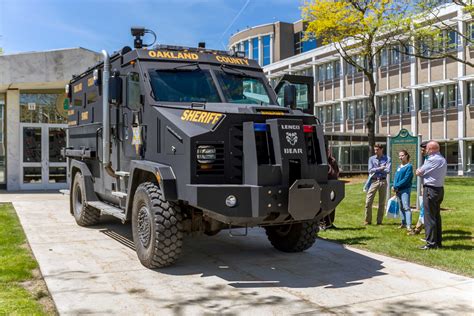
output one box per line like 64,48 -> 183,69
366,57 -> 377,159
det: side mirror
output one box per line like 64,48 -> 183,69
283,84 -> 297,110
109,74 -> 123,106
126,72 -> 141,111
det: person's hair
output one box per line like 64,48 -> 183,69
374,144 -> 384,150
400,150 -> 410,161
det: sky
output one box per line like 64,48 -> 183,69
0,0 -> 303,54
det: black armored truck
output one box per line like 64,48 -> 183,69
64,28 -> 344,268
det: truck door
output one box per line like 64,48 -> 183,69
274,74 -> 314,115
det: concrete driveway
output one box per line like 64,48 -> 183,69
2,193 -> 473,315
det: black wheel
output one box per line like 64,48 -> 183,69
71,172 -> 100,226
132,182 -> 183,268
265,220 -> 319,252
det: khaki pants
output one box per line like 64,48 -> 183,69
365,179 -> 387,224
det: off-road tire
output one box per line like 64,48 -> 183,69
132,182 -> 183,268
265,220 -> 319,252
71,172 -> 100,226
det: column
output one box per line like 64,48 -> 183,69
248,39 -> 253,60
269,33 -> 274,64
457,7 -> 467,176
340,56 -> 346,132
6,89 -> 20,191
258,36 -> 263,66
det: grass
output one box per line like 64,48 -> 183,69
319,177 -> 474,277
0,203 -> 48,315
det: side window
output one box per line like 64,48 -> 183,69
126,72 -> 141,111
277,81 -> 309,111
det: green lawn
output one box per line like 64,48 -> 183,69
319,177 -> 474,277
0,203 -> 48,315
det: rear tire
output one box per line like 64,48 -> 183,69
132,182 -> 183,268
71,172 -> 100,226
265,220 -> 319,252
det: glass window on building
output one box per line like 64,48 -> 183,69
0,94 -> 5,185
356,100 -> 364,119
302,36 -> 317,53
390,45 -> 400,65
325,105 -> 333,123
421,89 -> 430,110
334,61 -> 340,79
243,40 -> 249,58
326,62 -> 334,80
390,94 -> 400,115
469,82 -> 474,105
346,62 -> 355,75
432,87 -> 444,109
316,106 -> 324,123
400,44 -> 411,62
252,37 -> 259,61
262,35 -> 271,66
346,101 -> 355,120
446,29 -> 457,51
380,48 -> 388,67
318,65 -> 326,81
379,96 -> 388,115
402,92 -> 411,113
294,31 -> 302,55
470,23 -> 474,42
20,92 -> 67,124
334,103 -> 342,122
447,84 -> 457,107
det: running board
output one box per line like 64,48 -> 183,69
87,201 -> 126,221
59,189 -> 70,195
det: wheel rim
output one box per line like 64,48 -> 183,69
274,224 -> 292,237
73,182 -> 83,216
137,206 -> 152,248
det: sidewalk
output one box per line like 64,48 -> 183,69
2,193 -> 473,315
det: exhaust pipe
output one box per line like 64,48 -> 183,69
101,50 -> 116,178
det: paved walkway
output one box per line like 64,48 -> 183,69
2,193 -> 473,315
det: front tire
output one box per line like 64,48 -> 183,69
71,172 -> 100,226
132,182 -> 183,268
265,220 -> 319,252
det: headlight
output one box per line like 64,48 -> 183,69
197,145 -> 216,163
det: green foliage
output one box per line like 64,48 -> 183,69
319,178 -> 474,277
0,203 -> 47,315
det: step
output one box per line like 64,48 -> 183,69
87,201 -> 126,221
111,191 -> 128,198
115,171 -> 130,177
59,189 -> 70,195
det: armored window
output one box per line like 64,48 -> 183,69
149,69 -> 220,103
215,71 -> 272,105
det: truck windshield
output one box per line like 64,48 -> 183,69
214,71 -> 272,105
149,69 -> 221,103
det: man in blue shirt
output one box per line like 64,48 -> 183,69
365,144 -> 391,225
416,141 -> 447,250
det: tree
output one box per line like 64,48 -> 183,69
394,1 -> 473,67
302,0 -> 413,154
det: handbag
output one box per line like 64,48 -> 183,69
385,196 -> 400,219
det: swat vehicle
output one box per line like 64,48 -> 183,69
64,27 -> 344,268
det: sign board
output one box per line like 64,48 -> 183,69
388,128 -> 419,188
28,102 -> 36,111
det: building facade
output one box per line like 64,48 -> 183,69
0,48 -> 100,190
229,3 -> 474,175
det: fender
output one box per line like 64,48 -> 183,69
125,160 -> 178,220
69,159 -> 100,213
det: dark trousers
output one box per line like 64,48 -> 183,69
423,186 -> 444,247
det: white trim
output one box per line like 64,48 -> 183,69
408,79 -> 456,90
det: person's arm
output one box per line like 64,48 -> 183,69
397,165 -> 414,189
383,157 -> 391,174
368,156 -> 377,174
416,159 -> 436,177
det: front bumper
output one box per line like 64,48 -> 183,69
186,179 -> 344,224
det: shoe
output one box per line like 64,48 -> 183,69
376,222 -> 382,225
419,238 -> 426,242
398,224 -> 406,229
408,229 -> 421,235
419,244 -> 438,250
364,221 -> 371,226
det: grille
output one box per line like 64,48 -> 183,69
196,143 -> 225,176
228,125 -> 243,183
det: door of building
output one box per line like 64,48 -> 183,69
20,123 -> 68,190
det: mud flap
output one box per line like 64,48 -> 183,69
288,179 -> 321,221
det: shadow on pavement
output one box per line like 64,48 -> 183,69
91,218 -> 387,291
